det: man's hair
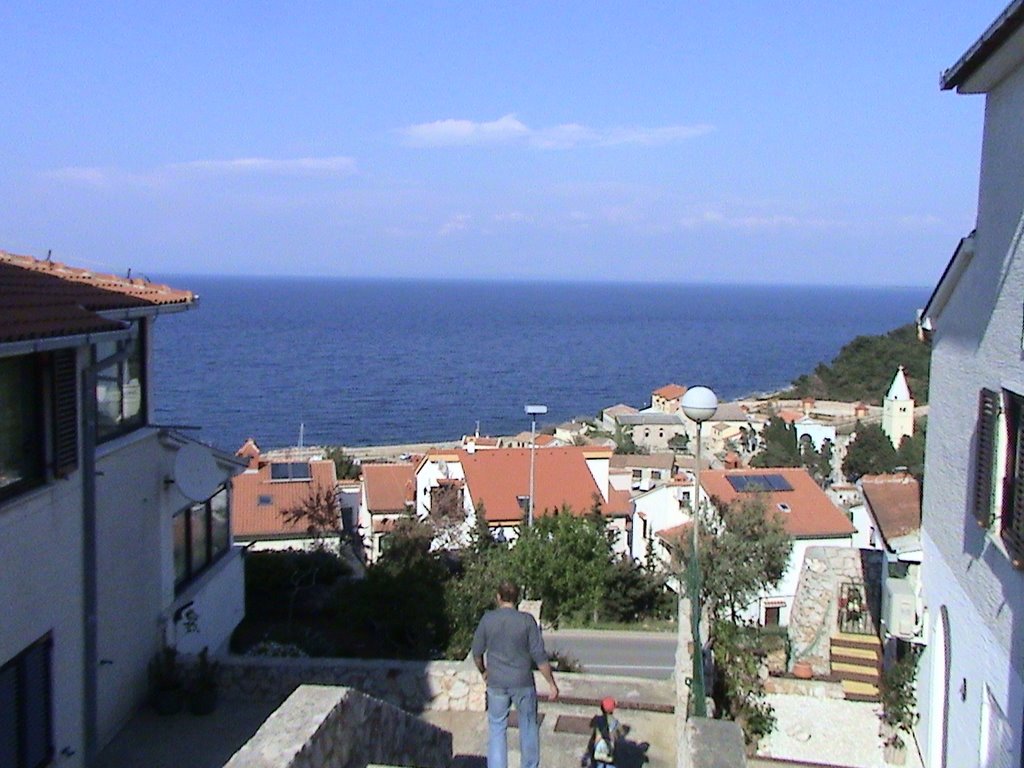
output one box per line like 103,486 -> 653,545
497,581 -> 520,604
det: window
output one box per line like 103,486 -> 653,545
974,388 -> 1024,566
173,485 -> 230,590
0,356 -> 44,501
0,634 -> 53,768
94,323 -> 145,443
0,350 -> 77,503
764,606 -> 781,627
270,462 -> 311,481
257,494 -> 273,506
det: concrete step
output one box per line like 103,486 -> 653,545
831,661 -> 880,685
831,632 -> 882,650
830,645 -> 880,665
841,679 -> 880,703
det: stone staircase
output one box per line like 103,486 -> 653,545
829,632 -> 882,702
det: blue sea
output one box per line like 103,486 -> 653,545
151,278 -> 930,451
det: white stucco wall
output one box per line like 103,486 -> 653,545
0,474 -> 86,766
919,53 -> 1024,767
747,536 -> 853,626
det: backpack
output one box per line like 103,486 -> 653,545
592,715 -> 619,763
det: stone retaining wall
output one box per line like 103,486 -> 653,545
223,685 -> 452,768
787,546 -> 883,676
217,655 -> 485,713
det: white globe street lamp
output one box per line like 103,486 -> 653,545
524,404 -> 548,527
680,385 -> 717,718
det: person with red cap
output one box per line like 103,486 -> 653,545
587,697 -> 622,767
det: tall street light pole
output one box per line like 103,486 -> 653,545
681,385 -> 717,719
525,404 -> 547,527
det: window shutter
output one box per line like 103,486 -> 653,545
973,388 -> 999,529
1005,411 -> 1024,568
51,349 -> 78,477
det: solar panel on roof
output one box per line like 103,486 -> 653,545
726,474 -> 793,493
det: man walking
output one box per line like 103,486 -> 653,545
472,581 -> 559,768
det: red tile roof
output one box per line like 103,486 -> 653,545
438,446 -> 621,523
654,384 -> 686,400
362,463 -> 415,513
701,467 -> 855,539
860,473 -> 921,545
0,250 -> 194,345
232,457 -> 339,539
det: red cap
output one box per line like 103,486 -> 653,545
601,697 -> 616,713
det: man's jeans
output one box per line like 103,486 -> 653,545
487,685 -> 540,768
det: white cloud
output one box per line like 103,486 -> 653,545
677,209 -> 846,231
171,156 -> 357,176
403,114 -> 530,147
400,114 -> 712,149
439,213 -> 472,236
44,155 -> 357,187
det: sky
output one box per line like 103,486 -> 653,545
0,2 -> 1012,286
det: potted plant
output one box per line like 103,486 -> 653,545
187,647 -> 219,716
880,651 -> 920,765
148,646 -> 184,715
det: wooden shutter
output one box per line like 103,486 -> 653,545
1005,396 -> 1024,568
973,388 -> 999,529
51,349 -> 78,477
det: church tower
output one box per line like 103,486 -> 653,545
882,366 -> 914,449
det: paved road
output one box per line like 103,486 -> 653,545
544,629 -> 677,680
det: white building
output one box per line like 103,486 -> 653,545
881,366 -> 915,449
701,467 -> 855,626
917,5 -> 1024,764
0,252 -> 246,767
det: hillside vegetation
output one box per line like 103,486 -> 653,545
784,323 -> 930,405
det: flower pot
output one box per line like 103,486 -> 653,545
188,687 -> 219,716
151,686 -> 185,715
792,661 -> 813,679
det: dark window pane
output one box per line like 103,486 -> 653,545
173,510 -> 189,585
0,356 -> 44,499
0,665 -> 17,768
290,462 -> 311,480
270,464 -> 290,480
22,643 -> 50,767
190,504 -> 209,573
210,488 -> 229,559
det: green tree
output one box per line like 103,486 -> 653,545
507,509 -> 616,624
445,544 -> 513,658
680,496 -> 792,623
785,323 -> 930,405
895,422 -> 927,484
324,446 -> 360,480
711,621 -> 776,746
842,422 -> 899,480
750,417 -> 800,468
279,484 -> 342,551
613,424 -> 645,455
601,557 -> 674,623
668,433 -> 690,452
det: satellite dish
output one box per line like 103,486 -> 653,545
173,443 -> 222,502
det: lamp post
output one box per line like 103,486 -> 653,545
524,404 -> 547,527
681,385 -> 717,718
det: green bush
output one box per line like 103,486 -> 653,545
244,549 -> 351,620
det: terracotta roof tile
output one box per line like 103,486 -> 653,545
445,446 -> 620,523
0,250 -> 194,345
232,458 -> 339,539
362,463 -> 416,514
860,473 -> 921,544
654,384 -> 686,399
701,467 -> 854,539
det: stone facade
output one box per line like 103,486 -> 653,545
223,685 -> 452,768
217,655 -> 485,713
786,547 -> 883,676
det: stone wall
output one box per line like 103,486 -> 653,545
786,546 -> 883,676
222,685 -> 452,768
217,656 -> 485,713
763,676 -> 844,699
